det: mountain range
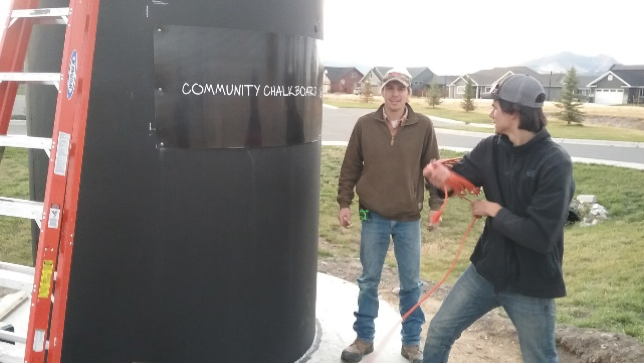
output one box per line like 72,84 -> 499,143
519,52 -> 617,75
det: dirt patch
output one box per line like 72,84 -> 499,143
318,238 -> 644,362
582,116 -> 644,130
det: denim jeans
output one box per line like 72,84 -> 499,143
422,264 -> 558,363
353,211 -> 424,346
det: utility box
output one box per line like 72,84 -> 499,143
26,1 -> 323,362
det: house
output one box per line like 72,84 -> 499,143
587,64 -> 644,105
359,67 -> 392,92
359,66 -> 436,96
429,75 -> 459,97
322,73 -> 331,94
324,67 -> 364,94
535,73 -> 595,101
407,67 -> 435,96
449,66 -> 541,99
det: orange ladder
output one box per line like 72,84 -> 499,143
0,1 -> 100,362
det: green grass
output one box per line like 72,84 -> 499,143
0,148 -> 33,265
324,96 -> 644,142
319,146 -> 644,342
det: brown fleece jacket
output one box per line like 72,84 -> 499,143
337,104 -> 443,221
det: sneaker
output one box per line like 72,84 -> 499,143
341,338 -> 374,362
401,344 -> 423,363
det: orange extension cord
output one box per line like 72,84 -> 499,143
364,161 -> 481,363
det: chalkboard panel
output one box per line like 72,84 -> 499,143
154,25 -> 322,148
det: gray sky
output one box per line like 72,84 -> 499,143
324,0 -> 644,75
3,1 -> 643,76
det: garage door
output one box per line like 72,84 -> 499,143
594,89 -> 624,105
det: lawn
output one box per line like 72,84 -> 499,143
324,94 -> 644,142
319,146 -> 644,342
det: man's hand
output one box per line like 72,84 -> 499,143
423,160 -> 451,190
471,200 -> 502,218
338,207 -> 352,228
428,210 -> 442,231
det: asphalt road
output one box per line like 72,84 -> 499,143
8,97 -> 644,168
322,106 -> 644,168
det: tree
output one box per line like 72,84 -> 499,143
460,79 -> 476,112
360,80 -> 374,103
426,79 -> 443,108
555,66 -> 585,125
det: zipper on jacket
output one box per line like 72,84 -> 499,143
391,135 -> 394,145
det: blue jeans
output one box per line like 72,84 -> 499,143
422,265 -> 558,363
353,211 -> 424,346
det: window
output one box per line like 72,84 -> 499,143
351,72 -> 357,78
484,87 -> 492,93
340,79 -> 345,85
639,89 -> 644,97
456,86 -> 465,94
414,81 -> 423,85
608,75 -> 613,81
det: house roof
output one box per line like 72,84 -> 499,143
407,67 -> 431,79
612,66 -> 644,87
466,66 -> 541,86
323,67 -> 363,82
587,64 -> 644,87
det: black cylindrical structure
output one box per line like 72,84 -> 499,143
27,1 -> 323,362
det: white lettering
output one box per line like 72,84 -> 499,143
204,84 -> 215,95
191,83 -> 204,95
182,83 -> 191,95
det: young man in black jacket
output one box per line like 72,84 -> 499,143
421,74 -> 575,363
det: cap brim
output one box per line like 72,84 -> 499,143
481,92 -> 496,99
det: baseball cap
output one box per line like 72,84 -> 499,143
482,74 -> 546,108
381,67 -> 412,90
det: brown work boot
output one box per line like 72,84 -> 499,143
341,338 -> 374,362
401,344 -> 423,363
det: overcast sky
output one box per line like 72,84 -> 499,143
3,1 -> 643,76
324,0 -> 644,75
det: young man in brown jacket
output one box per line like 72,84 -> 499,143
337,67 -> 443,363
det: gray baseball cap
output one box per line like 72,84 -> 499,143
482,74 -> 546,108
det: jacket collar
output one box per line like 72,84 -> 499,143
498,128 -> 551,155
374,103 -> 419,126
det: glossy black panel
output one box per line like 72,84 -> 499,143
25,1 -> 322,362
153,26 -> 322,148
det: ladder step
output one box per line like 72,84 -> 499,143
10,7 -> 71,25
0,135 -> 52,153
0,329 -> 26,345
0,348 -> 25,363
0,262 -> 34,295
0,265 -> 33,295
0,73 -> 61,87
0,197 -> 43,223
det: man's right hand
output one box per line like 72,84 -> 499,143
338,208 -> 352,228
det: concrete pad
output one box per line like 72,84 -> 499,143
0,273 -> 408,362
308,273 -> 408,363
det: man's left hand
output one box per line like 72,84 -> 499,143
428,210 -> 442,231
471,200 -> 502,218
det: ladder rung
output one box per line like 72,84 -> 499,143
0,197 -> 43,223
0,262 -> 33,297
0,329 -> 27,345
0,263 -> 33,294
0,348 -> 24,363
0,135 -> 52,153
10,7 -> 71,25
0,73 -> 61,87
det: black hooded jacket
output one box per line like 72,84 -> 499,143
452,128 -> 575,298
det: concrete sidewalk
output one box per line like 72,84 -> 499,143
0,273 -> 409,363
